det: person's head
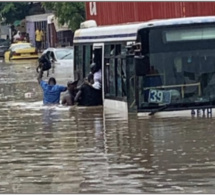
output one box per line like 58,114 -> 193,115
48,77 -> 56,86
67,80 -> 78,92
87,73 -> 94,84
37,27 -> 41,31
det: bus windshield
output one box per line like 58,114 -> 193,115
136,24 -> 215,110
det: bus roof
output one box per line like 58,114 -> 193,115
74,16 -> 215,44
138,16 -> 215,30
74,22 -> 143,44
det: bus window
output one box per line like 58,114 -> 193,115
74,45 -> 84,80
84,45 -> 92,77
126,56 -> 135,110
110,45 -> 115,56
104,58 -> 110,95
116,58 -> 122,97
121,43 -> 127,56
109,58 -> 116,96
115,45 -> 121,56
93,48 -> 102,70
105,45 -> 111,57
122,59 -> 127,97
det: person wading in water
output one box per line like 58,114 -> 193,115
61,80 -> 79,106
74,73 -> 102,106
37,70 -> 67,105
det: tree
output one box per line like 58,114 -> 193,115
0,2 -> 30,24
42,2 -> 85,31
0,2 -> 45,24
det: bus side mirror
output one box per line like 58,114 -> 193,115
135,56 -> 150,76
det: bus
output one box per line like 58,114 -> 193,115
73,16 -> 215,117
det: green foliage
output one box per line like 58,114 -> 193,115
42,2 -> 85,31
0,2 -> 30,24
0,2 -> 85,30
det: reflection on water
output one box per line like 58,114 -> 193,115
1,60 -> 215,193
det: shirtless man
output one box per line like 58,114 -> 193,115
61,80 -> 79,106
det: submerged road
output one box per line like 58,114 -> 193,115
0,59 -> 215,193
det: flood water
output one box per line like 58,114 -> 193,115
0,59 -> 215,193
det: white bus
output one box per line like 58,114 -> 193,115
73,16 -> 215,117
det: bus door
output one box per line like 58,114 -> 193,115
93,43 -> 104,101
125,41 -> 137,112
126,55 -> 137,112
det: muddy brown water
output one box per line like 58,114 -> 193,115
0,59 -> 215,193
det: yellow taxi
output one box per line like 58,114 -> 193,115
4,42 -> 39,61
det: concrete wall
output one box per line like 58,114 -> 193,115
0,25 -> 10,39
26,21 -> 35,46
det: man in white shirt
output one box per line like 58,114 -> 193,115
90,63 -> 102,90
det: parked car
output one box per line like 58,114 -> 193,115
42,47 -> 73,66
4,42 -> 38,61
0,38 -> 7,44
0,40 -> 10,57
42,47 -> 74,79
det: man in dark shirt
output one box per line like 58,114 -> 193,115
75,74 -> 102,106
37,70 -> 67,105
37,52 -> 52,77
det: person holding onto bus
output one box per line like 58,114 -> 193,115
85,63 -> 102,90
75,73 -> 102,106
62,80 -> 79,106
37,70 -> 67,105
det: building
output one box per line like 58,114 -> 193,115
47,15 -> 73,48
0,25 -> 10,39
25,13 -> 53,49
26,13 -> 73,49
85,2 -> 215,25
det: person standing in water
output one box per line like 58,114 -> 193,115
61,80 -> 79,106
37,70 -> 67,105
75,73 -> 102,106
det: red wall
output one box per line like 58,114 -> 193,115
184,2 -> 215,16
86,2 -> 215,26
